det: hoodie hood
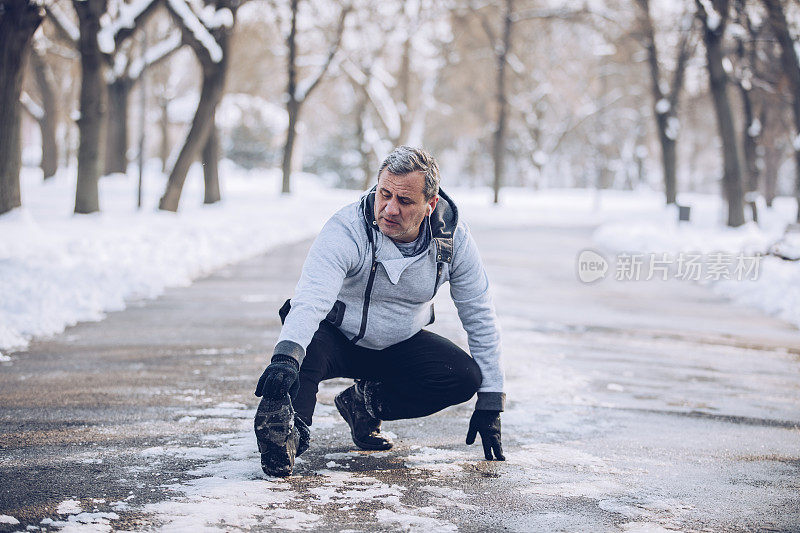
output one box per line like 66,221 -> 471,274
361,185 -> 459,264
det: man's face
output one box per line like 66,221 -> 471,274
374,169 -> 438,243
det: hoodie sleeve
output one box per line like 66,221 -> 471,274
273,212 -> 364,365
448,221 -> 506,411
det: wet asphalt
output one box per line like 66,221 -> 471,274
1,224 -> 799,532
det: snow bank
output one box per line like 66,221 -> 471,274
0,162 -> 359,356
592,193 -> 800,328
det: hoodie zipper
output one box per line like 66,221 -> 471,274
351,222 -> 378,344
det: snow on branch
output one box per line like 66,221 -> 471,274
97,0 -> 159,54
45,2 -> 79,44
20,92 -> 45,121
697,0 -> 721,31
198,4 -> 233,29
128,31 -> 183,79
166,0 -> 223,62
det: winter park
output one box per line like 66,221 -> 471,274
2,0 -> 800,531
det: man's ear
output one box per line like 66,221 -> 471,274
428,196 -> 439,215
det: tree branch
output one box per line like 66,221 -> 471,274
296,2 -> 351,102
44,2 -> 79,47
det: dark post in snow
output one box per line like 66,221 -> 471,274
635,0 -> 694,205
0,0 -> 44,215
696,0 -> 745,227
280,0 -> 350,195
762,0 -> 800,223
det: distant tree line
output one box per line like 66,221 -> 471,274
1,0 -> 799,227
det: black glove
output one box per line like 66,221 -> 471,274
466,409 -> 505,461
254,355 -> 299,399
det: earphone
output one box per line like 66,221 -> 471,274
427,205 -> 432,215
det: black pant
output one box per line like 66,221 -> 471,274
291,321 -> 482,426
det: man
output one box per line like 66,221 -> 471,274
254,146 -> 505,477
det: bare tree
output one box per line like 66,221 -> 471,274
761,0 -> 800,222
470,2 -> 587,203
279,0 -> 350,194
634,0 -> 695,205
732,0 -> 761,222
158,0 -> 242,211
48,0 -> 164,211
25,42 -> 60,179
105,30 -> 182,175
0,0 -> 45,215
696,0 -> 745,227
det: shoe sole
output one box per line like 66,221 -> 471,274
254,395 -> 297,477
334,394 -> 393,451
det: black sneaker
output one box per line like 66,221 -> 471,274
254,393 -> 298,477
334,384 -> 393,451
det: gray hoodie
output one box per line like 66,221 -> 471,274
274,187 -> 505,410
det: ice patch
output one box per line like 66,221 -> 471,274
0,515 -> 19,524
421,486 -> 478,510
56,499 -> 82,514
404,447 -> 471,475
376,508 -> 457,532
621,521 -> 675,533
310,470 -> 405,505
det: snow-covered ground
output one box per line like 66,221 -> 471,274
591,193 -> 800,328
2,170 -> 798,358
0,162 -> 360,358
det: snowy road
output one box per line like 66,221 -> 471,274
1,223 -> 799,532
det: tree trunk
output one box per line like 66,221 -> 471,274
0,0 -> 43,215
281,99 -> 299,194
159,64 -> 225,211
30,49 -> 59,179
492,0 -> 512,205
739,84 -> 759,222
762,0 -> 800,222
73,0 -> 109,214
697,0 -> 745,227
105,77 -> 133,175
395,35 -> 412,145
354,85 -> 373,191
159,95 -> 170,171
281,0 -> 299,195
656,117 -> 678,204
761,105 -> 779,207
637,0 -> 684,205
202,121 -> 220,204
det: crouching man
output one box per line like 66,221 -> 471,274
254,146 -> 506,477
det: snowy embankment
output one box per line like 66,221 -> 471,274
0,162 -> 360,358
592,192 -> 800,328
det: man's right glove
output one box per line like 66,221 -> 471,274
254,355 -> 300,399
466,409 -> 505,461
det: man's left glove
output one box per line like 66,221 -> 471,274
254,355 -> 300,399
466,409 -> 505,461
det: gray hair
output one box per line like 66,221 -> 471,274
377,146 -> 440,200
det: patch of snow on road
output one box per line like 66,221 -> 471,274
376,508 -> 458,532
404,447 -> 471,476
56,500 -> 83,515
309,471 -> 405,505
